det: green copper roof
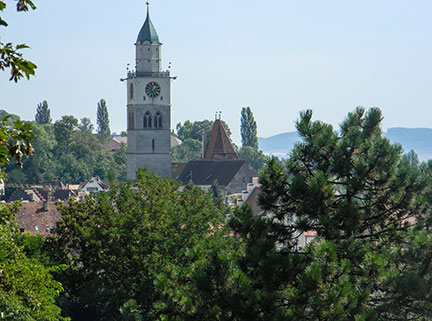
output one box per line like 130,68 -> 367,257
137,5 -> 160,43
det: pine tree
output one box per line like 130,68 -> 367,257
35,100 -> 51,124
96,99 -> 110,139
240,106 -> 258,149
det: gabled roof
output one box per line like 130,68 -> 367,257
177,160 -> 246,186
137,4 -> 160,44
204,119 -> 238,160
15,202 -> 61,236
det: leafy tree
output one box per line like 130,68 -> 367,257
35,100 -> 52,124
96,99 -> 110,139
240,106 -> 258,149
176,119 -> 232,141
173,119 -> 233,163
0,0 -> 37,82
47,169 -> 226,320
172,138 -> 202,162
54,115 -> 79,154
10,122 -> 57,183
0,203 -> 66,320
78,117 -> 94,133
5,115 -> 126,184
238,145 -> 267,170
403,149 -> 420,168
0,109 -> 19,121
0,115 -> 34,179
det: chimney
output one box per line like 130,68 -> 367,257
43,200 -> 48,212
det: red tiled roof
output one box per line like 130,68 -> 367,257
14,202 -> 61,236
204,119 -> 238,160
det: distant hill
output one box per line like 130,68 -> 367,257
259,128 -> 432,161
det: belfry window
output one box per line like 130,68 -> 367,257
128,112 -> 135,130
144,112 -> 152,128
154,111 -> 162,128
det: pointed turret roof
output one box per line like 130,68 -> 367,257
203,119 -> 238,160
137,3 -> 160,43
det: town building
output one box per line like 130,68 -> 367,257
175,118 -> 259,197
126,3 -> 173,179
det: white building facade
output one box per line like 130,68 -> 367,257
126,4 -> 172,179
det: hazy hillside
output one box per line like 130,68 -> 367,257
259,128 -> 432,160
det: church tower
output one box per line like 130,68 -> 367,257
127,3 -> 172,179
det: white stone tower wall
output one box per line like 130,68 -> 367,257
135,42 -> 162,72
126,7 -> 172,180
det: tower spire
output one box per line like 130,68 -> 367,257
137,1 -> 160,43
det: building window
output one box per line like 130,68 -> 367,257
128,112 -> 135,130
154,111 -> 162,128
152,139 -> 155,151
160,96 -> 163,101
129,83 -> 134,99
148,48 -> 150,51
143,96 -> 146,101
144,112 -> 152,128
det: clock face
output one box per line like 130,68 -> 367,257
145,81 -> 161,98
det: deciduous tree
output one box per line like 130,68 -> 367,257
35,100 -> 52,124
47,170 -> 226,320
240,107 -> 258,150
96,99 -> 110,139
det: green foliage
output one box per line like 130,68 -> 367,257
173,119 -> 233,163
169,107 -> 432,320
96,99 -> 110,139
171,138 -> 202,162
237,145 -> 267,170
176,119 -> 232,141
0,115 -> 34,180
47,170 -> 227,320
78,117 -> 93,133
0,203 -> 66,321
0,0 -> 37,82
250,107 -> 430,319
240,106 -> 258,149
4,119 -> 126,184
35,100 -> 52,124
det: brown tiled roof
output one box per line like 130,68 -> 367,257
15,202 -> 61,236
203,120 -> 237,160
177,160 -> 245,186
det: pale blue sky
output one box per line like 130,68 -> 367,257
1,0 -> 431,144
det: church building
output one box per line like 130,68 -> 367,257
126,3 -> 172,179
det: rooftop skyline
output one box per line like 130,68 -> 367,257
1,0 -> 431,144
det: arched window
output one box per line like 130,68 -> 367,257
129,83 -> 134,99
144,112 -> 152,128
154,111 -> 162,128
128,112 -> 134,130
